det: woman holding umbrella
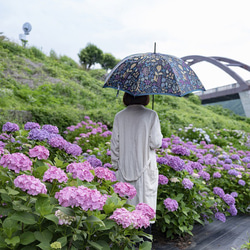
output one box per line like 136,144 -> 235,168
111,92 -> 163,235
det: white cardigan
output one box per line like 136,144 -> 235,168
111,105 -> 163,210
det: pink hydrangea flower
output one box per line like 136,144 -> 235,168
29,145 -> 49,160
131,209 -> 150,229
43,165 -> 68,183
0,153 -> 32,173
0,147 -> 4,156
55,185 -> 107,211
94,167 -> 116,182
14,174 -> 47,195
136,203 -> 155,220
109,207 -> 151,229
66,162 -> 94,182
109,208 -> 133,228
113,182 -> 137,200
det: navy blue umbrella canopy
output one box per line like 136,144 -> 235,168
103,52 -> 205,98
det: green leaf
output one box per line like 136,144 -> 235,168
6,186 -> 19,195
11,212 -> 37,225
34,230 -> 53,243
33,165 -> 48,179
56,236 -> 67,247
37,242 -> 51,250
87,240 -> 103,250
35,196 -> 53,216
1,193 -> 12,202
12,200 -> 32,212
2,218 -> 20,238
20,232 -> 36,245
5,236 -> 20,247
85,215 -> 105,227
54,157 -> 63,167
139,241 -> 152,250
44,214 -> 59,224
56,206 -> 75,216
0,189 -> 7,194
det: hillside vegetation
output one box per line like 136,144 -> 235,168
1,39 -> 250,136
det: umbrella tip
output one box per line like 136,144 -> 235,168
154,42 -> 156,53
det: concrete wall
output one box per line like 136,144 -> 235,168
239,90 -> 250,117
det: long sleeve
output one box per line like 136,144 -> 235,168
149,112 -> 163,150
111,115 -> 119,169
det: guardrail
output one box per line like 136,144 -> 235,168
195,80 -> 250,96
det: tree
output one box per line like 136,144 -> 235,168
100,53 -> 119,70
78,43 -> 103,70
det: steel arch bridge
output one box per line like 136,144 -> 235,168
181,55 -> 250,101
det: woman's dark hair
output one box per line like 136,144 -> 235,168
123,93 -> 150,106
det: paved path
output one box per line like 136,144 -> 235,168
152,214 -> 250,250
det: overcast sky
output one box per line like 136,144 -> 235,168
1,0 -> 250,90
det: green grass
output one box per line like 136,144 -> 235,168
0,39 -> 250,135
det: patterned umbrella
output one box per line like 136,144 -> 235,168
103,52 -> 205,108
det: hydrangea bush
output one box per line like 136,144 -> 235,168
0,121 -> 153,250
156,134 -> 250,238
0,118 -> 250,248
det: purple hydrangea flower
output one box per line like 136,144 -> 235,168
156,157 -> 168,165
103,163 -> 112,168
213,187 -> 225,198
14,174 -> 47,195
228,169 -> 240,176
64,143 -> 82,156
214,212 -> 226,222
24,122 -> 40,130
28,128 -> 51,141
114,182 -> 137,200
184,164 -> 194,175
158,174 -> 169,185
48,136 -> 67,150
2,122 -> 19,132
228,205 -> 237,216
224,158 -> 232,164
230,154 -> 240,161
198,170 -> 210,181
223,164 -> 231,170
42,124 -> 59,134
213,172 -> 222,178
43,165 -> 68,183
87,155 -> 102,168
29,145 -> 49,160
164,198 -> 178,212
223,194 -> 235,206
100,131 -> 112,137
182,178 -> 194,189
171,145 -> 190,156
230,192 -> 238,197
238,179 -> 246,186
0,153 -> 32,173
242,157 -> 250,163
165,155 -> 185,171
190,161 -> 204,171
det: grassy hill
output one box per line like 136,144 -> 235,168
1,38 -> 250,137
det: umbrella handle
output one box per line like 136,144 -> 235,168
152,95 -> 154,110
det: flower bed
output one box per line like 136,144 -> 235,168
0,118 -> 249,249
